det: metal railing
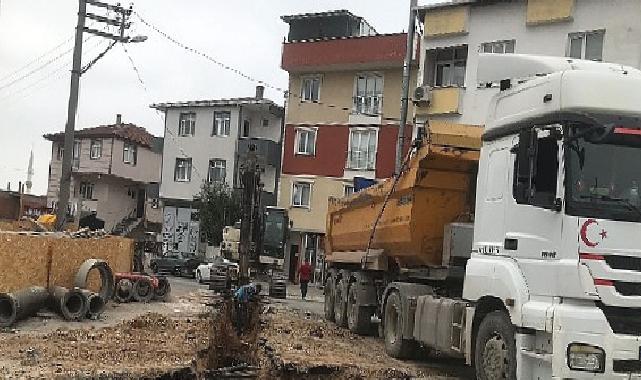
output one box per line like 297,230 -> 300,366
353,95 -> 383,116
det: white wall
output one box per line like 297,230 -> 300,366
160,106 -> 241,201
420,0 -> 641,126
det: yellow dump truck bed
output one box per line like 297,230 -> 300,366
326,123 -> 482,269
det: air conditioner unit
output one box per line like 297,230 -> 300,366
414,85 -> 432,105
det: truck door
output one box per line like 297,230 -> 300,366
504,127 -> 564,295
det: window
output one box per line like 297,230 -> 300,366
481,40 -> 515,54
242,120 -> 251,138
354,73 -> 384,115
57,145 -> 64,160
301,76 -> 321,102
434,46 -> 467,87
90,139 -> 102,159
213,111 -> 231,136
208,159 -> 226,183
513,127 -> 560,209
123,142 -> 137,165
174,158 -> 192,182
79,182 -> 94,200
73,141 -> 81,169
344,184 -> 355,197
178,112 -> 196,136
348,128 -> 378,170
568,30 -> 604,61
295,128 -> 316,155
262,119 -> 269,128
292,182 -> 312,208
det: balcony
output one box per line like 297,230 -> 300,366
353,95 -> 383,116
237,138 -> 281,168
282,33 -> 407,72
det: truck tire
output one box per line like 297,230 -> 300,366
384,291 -> 415,359
334,277 -> 348,327
347,282 -> 372,335
324,274 -> 335,322
475,310 -> 517,380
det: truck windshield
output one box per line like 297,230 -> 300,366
565,125 -> 641,222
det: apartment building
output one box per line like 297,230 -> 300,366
415,0 -> 641,129
44,115 -> 163,232
151,87 -> 284,255
279,10 -> 416,281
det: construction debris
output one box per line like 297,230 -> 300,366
48,286 -> 86,321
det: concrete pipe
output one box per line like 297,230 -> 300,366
113,279 -> 133,303
153,276 -> 171,302
74,259 -> 115,301
79,290 -> 105,319
49,286 -> 86,321
133,278 -> 154,303
0,286 -> 48,328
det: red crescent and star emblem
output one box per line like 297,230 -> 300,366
580,219 -> 608,247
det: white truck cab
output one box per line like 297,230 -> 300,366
468,54 -> 641,379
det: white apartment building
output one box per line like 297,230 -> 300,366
151,86 -> 284,255
415,0 -> 641,129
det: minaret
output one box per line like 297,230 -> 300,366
25,150 -> 34,194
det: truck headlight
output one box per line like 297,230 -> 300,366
567,343 -> 605,373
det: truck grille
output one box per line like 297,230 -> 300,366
614,281 -> 641,297
599,304 -> 641,336
605,255 -> 641,272
613,360 -> 641,373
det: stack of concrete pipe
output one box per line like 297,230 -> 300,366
0,259 -> 114,327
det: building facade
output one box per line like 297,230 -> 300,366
151,87 -> 284,255
279,10 -> 416,281
415,0 -> 641,129
44,115 -> 163,232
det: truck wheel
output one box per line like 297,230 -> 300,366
347,282 -> 373,335
324,275 -> 335,322
384,291 -> 414,359
334,277 -> 348,327
475,311 -> 517,380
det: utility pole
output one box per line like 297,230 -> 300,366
55,0 -> 144,230
394,0 -> 418,175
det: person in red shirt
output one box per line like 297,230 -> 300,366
298,259 -> 312,300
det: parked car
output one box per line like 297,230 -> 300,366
149,255 -> 206,277
178,256 -> 207,278
149,254 -> 183,275
196,259 -> 239,283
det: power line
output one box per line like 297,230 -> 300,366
133,11 -> 406,123
0,36 -> 74,85
0,37 -> 108,105
121,44 -> 206,182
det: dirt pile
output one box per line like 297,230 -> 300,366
0,313 -> 210,379
258,306 -> 468,379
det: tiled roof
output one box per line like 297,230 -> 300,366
43,124 -> 156,147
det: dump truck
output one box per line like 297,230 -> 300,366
324,54 -> 641,379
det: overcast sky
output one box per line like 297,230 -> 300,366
0,0 -> 437,195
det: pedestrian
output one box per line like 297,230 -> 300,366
298,259 -> 312,300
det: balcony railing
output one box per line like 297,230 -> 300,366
237,138 -> 281,167
347,151 -> 375,171
353,95 -> 383,116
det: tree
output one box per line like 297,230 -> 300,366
197,182 -> 242,246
